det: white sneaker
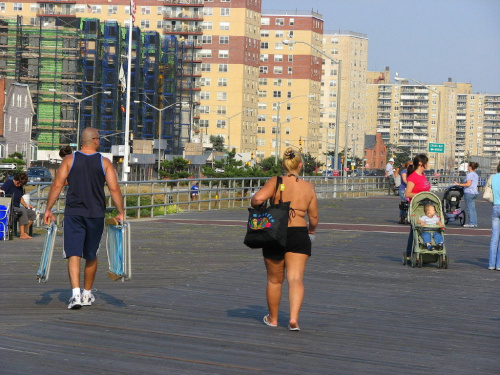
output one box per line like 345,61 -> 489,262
68,295 -> 82,310
81,293 -> 95,306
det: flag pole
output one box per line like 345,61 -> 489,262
122,1 -> 135,181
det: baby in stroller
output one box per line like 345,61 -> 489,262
442,185 -> 466,225
417,204 -> 444,250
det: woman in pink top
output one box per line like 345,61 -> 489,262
404,154 -> 431,259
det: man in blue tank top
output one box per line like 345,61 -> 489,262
44,127 -> 124,309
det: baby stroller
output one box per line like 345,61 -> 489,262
442,185 -> 466,226
403,191 -> 448,269
398,199 -> 409,224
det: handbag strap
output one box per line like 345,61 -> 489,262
271,176 -> 283,204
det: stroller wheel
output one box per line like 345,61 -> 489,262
459,213 -> 466,226
438,255 -> 443,268
402,251 -> 408,266
418,256 -> 423,268
411,252 -> 417,268
443,255 -> 448,269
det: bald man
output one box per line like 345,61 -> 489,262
44,127 -> 124,309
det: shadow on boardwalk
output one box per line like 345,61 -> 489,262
0,196 -> 497,374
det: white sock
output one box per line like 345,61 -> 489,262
72,288 -> 80,298
82,289 -> 91,296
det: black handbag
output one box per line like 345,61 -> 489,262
243,176 -> 290,249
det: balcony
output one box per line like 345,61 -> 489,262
36,7 -> 76,16
163,10 -> 203,20
163,25 -> 203,35
162,0 -> 204,6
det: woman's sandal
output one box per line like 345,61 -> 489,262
263,315 -> 277,327
288,322 -> 300,331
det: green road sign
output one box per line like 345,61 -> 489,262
428,143 -> 444,153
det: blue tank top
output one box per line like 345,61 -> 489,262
65,151 -> 106,218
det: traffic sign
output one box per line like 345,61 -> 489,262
0,163 -> 16,170
428,143 -> 444,153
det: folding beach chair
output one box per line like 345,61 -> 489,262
36,222 -> 58,283
0,193 -> 14,241
105,218 -> 131,282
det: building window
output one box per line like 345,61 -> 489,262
273,91 -> 282,98
275,42 -> 283,50
202,35 -> 212,44
108,5 -> 118,15
201,49 -> 212,58
0,3 -> 6,11
218,64 -> 228,73
201,63 -> 211,72
218,50 -> 229,58
273,79 -> 282,86
260,42 -> 269,49
258,78 -> 267,86
140,20 -> 150,29
275,18 -> 284,26
260,66 -> 268,74
217,92 -> 227,101
203,7 -> 213,16
141,6 -> 151,15
217,106 -> 227,115
261,17 -> 270,26
273,66 -> 283,74
258,90 -> 267,98
275,31 -> 284,38
219,36 -> 229,44
200,120 -> 209,128
220,22 -> 230,30
220,8 -> 230,16
260,30 -> 269,37
274,54 -> 283,62
218,78 -> 228,87
260,54 -> 269,62
13,3 -> 22,11
202,21 -> 213,30
289,18 -> 294,25
258,116 -> 266,123
200,92 -> 210,100
217,120 -> 226,128
257,126 -> 266,133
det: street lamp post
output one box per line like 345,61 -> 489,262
218,109 -> 250,152
49,89 -> 111,150
273,95 -> 314,164
394,73 -> 442,170
282,39 -> 342,173
134,100 -> 186,178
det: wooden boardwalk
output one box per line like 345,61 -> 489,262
0,195 -> 498,374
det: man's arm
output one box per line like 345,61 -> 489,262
103,157 -> 124,222
43,156 -> 72,224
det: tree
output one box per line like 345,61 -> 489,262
210,135 -> 225,152
302,152 -> 323,175
159,157 -> 191,179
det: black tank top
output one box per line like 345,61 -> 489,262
65,151 -> 106,218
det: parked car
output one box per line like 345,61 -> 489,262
27,167 -> 53,182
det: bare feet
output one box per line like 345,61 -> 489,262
288,321 -> 300,331
20,234 -> 33,240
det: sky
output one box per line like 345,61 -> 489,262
263,0 -> 500,93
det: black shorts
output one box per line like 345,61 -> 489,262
262,227 -> 311,261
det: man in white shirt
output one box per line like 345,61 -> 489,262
385,158 -> 395,195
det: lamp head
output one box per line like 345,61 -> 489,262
103,91 -> 111,95
282,39 -> 293,45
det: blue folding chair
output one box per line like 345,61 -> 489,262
36,222 -> 58,283
106,219 -> 131,282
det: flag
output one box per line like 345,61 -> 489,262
130,0 -> 136,23
119,64 -> 126,93
87,4 -> 92,13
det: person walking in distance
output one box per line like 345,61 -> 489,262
454,162 -> 479,227
385,158 -> 395,195
44,127 -> 124,309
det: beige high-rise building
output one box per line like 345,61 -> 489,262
256,11 -> 322,161
365,80 -> 472,170
194,0 -> 261,153
320,31 -> 368,166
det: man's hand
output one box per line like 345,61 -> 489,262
114,212 -> 124,224
43,210 -> 55,225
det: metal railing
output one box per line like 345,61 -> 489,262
24,174 -> 477,227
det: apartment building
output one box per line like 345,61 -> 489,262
457,93 -> 500,163
256,11 -> 322,161
320,31 -> 368,163
195,0 -> 261,153
365,80 -> 473,170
